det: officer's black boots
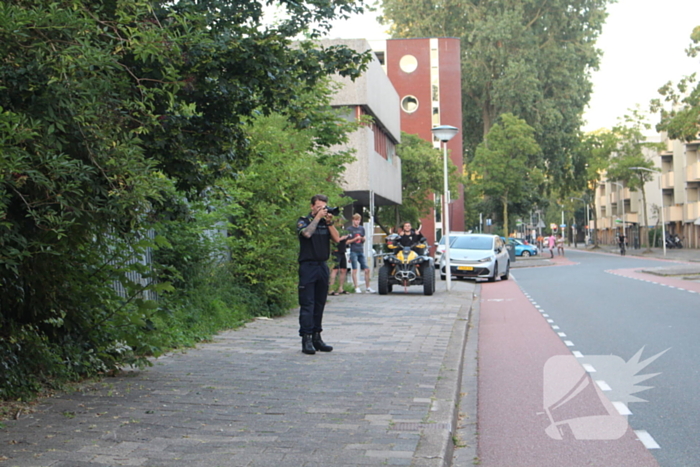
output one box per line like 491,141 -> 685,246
312,332 -> 333,352
302,334 -> 316,355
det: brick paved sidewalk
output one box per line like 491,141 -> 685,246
0,280 -> 477,467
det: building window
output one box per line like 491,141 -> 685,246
373,124 -> 396,161
401,95 -> 419,113
399,55 -> 418,73
374,50 -> 385,66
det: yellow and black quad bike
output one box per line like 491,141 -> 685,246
378,234 -> 435,295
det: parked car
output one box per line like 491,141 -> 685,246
439,234 -> 510,282
433,232 -> 470,268
507,238 -> 538,257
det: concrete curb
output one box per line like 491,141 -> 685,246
412,287 -> 474,467
452,285 -> 480,467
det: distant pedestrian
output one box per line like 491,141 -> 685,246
556,234 -> 565,256
329,218 -> 353,296
296,194 -> 340,355
547,233 -> 556,258
346,213 -> 375,293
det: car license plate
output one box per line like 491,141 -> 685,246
457,266 -> 473,271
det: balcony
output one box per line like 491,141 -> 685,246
685,201 -> 700,221
687,163 -> 700,182
661,171 -> 675,189
623,212 -> 639,224
664,205 -> 683,222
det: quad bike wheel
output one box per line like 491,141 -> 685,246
422,263 -> 435,295
378,265 -> 391,295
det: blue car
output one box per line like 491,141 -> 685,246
501,237 -> 538,257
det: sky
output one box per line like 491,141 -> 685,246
324,0 -> 700,133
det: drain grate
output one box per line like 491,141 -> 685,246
390,422 -> 451,432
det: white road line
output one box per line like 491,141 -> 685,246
547,319 -> 554,323
558,332 -> 567,337
612,401 -> 632,415
595,380 -> 612,391
564,340 -> 574,347
635,430 -> 661,449
572,351 -> 584,358
552,325 -> 560,330
582,363 -> 596,372
543,313 -> 549,317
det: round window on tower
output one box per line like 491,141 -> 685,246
399,55 -> 418,73
401,95 -> 419,113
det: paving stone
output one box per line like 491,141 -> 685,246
1,280 -> 475,467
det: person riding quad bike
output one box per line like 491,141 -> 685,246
378,232 -> 435,295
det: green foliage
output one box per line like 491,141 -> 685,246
0,0 -> 369,400
380,0 -> 613,191
653,25 -> 700,141
375,132 -> 462,231
216,111 -> 355,315
570,129 -> 617,244
472,113 -> 542,235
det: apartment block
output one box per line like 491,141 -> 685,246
595,136 -> 700,248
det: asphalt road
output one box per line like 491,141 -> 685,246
512,249 -> 700,467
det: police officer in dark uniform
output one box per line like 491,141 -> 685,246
296,194 -> 341,355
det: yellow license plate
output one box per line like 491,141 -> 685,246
457,266 -> 474,271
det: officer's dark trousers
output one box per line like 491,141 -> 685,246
298,261 -> 330,336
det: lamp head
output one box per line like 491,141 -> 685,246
431,125 -> 459,142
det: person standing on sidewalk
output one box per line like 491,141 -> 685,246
296,194 -> 340,355
556,234 -> 565,256
328,218 -> 355,295
547,233 -> 556,258
346,213 -> 375,293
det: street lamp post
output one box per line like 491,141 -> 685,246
631,166 -> 665,256
431,125 -> 459,292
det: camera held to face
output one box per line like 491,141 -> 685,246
324,206 -> 341,216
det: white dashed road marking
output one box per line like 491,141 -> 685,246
519,282 -> 661,451
613,401 -> 632,415
635,430 -> 661,449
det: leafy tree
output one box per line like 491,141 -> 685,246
374,132 -> 462,232
0,0 -> 370,399
379,0 -> 613,190
471,113 -> 542,236
572,129 -> 618,246
653,25 -> 700,141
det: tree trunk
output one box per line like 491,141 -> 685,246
640,184 -> 650,251
482,103 -> 494,138
652,206 -> 660,249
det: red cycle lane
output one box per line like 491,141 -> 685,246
477,277 -> 659,467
